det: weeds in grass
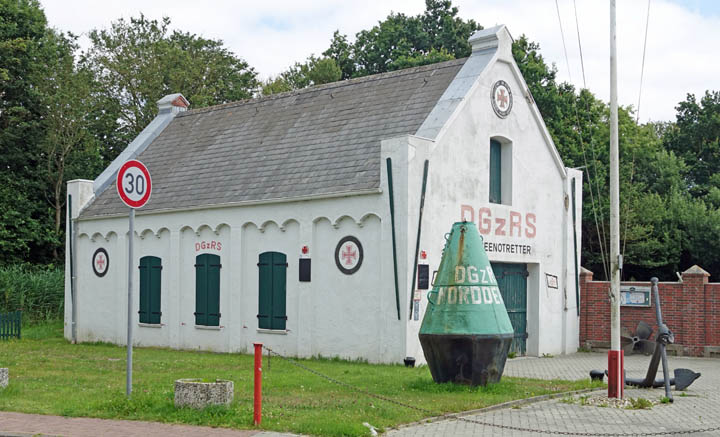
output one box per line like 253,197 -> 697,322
626,397 -> 653,410
541,353 -> 554,358
660,396 -> 671,404
576,346 -> 592,353
507,352 -> 517,359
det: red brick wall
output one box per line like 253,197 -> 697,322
579,268 -> 719,357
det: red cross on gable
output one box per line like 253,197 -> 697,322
341,244 -> 357,265
96,254 -> 106,270
496,88 -> 509,108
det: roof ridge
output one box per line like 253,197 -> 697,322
179,57 -> 468,117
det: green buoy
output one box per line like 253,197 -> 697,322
419,222 -> 514,386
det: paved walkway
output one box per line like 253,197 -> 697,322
387,353 -> 720,436
0,412 -> 295,437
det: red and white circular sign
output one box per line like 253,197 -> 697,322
92,248 -> 109,277
116,160 -> 152,208
334,236 -> 363,275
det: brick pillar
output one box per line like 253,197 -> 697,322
579,267 -> 594,347
681,265 -> 710,356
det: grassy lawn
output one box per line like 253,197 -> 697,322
0,322 -> 603,436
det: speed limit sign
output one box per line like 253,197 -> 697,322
117,159 -> 152,398
116,160 -> 152,208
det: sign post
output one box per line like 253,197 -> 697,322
116,159 -> 152,398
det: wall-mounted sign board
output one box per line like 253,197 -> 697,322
545,273 -> 558,289
620,285 -> 651,307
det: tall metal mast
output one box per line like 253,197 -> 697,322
608,0 -> 623,399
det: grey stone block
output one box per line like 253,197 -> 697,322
174,379 -> 233,409
0,368 -> 7,389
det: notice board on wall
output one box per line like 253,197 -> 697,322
620,285 -> 651,307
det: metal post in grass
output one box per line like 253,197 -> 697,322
254,342 -> 263,426
116,160 -> 152,399
126,208 -> 134,398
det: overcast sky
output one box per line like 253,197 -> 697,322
40,0 -> 720,123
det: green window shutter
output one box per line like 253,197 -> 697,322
207,255 -> 221,327
257,252 -> 273,329
195,254 -> 208,326
195,253 -> 221,326
489,140 -> 502,204
138,257 -> 150,324
271,253 -> 287,330
149,257 -> 162,324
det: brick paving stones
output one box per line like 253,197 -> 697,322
387,353 -> 720,436
0,411 -> 297,437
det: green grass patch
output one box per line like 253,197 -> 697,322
1,322 -> 602,436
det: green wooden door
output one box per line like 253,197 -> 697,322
258,252 -> 287,330
195,254 -> 221,326
491,262 -> 528,355
139,256 -> 162,324
489,140 -> 502,204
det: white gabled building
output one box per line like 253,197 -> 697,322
65,25 -> 583,363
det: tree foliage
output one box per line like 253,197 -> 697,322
82,14 -> 259,156
0,6 -> 260,264
1,0 -> 719,282
262,56 -> 341,96
0,0 -> 58,263
663,91 -> 720,199
264,0 -> 480,96
511,34 -> 720,280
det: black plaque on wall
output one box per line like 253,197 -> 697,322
418,264 -> 429,289
299,258 -> 311,282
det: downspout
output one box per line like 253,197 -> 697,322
561,176 -> 569,354
386,158 -> 401,321
408,160 -> 429,319
572,178 -> 580,316
69,195 -> 77,343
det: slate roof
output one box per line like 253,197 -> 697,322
81,58 -> 467,218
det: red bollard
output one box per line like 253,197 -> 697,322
253,343 -> 263,426
608,349 -> 624,398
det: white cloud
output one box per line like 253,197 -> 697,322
41,0 -> 720,122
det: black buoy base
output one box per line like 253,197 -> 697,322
419,333 -> 513,386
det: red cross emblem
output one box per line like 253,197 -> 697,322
96,254 -> 106,270
341,244 -> 357,266
496,88 -> 508,108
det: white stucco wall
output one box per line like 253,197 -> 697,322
66,192 -> 409,363
402,27 -> 582,361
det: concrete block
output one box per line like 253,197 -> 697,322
0,368 -> 7,389
704,346 -> 720,358
174,379 -> 233,409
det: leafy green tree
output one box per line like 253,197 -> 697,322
510,35 -> 710,280
82,15 -> 259,159
40,31 -> 103,257
0,0 -> 60,264
323,31 -> 355,80
663,90 -> 720,198
262,56 -> 341,96
338,0 -> 480,78
269,0 -> 480,95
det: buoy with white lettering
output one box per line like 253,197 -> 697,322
419,221 -> 514,386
